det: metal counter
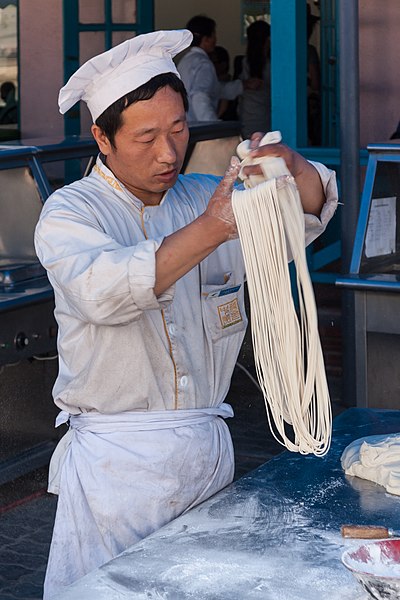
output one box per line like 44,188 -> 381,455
55,408 -> 400,600
337,142 -> 400,409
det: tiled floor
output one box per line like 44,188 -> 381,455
0,490 -> 55,600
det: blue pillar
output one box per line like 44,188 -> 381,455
137,0 -> 155,32
270,0 -> 307,148
63,0 -> 80,137
338,0 -> 360,407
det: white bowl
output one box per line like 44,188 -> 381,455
342,538 -> 400,599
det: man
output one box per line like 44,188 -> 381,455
35,29 -> 338,598
177,15 -> 243,121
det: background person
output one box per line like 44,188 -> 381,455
177,15 -> 243,122
34,29 -> 338,598
210,45 -> 239,120
210,45 -> 231,82
0,81 -> 17,124
238,20 -> 271,139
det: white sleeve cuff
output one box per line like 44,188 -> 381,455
127,237 -> 175,310
304,161 -> 339,247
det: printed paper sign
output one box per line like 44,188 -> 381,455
365,196 -> 396,258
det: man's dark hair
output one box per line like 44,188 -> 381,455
186,15 -> 216,47
95,72 -> 188,148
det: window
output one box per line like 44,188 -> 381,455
0,0 -> 18,140
241,0 -> 270,40
63,0 -> 153,136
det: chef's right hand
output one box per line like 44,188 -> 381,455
204,156 -> 241,241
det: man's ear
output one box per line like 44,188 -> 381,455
91,124 -> 112,155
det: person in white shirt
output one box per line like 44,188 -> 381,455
34,29 -> 338,598
177,15 -> 243,122
238,19 -> 272,139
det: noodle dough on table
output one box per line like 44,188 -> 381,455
341,433 -> 400,496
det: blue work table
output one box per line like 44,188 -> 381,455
55,408 -> 400,599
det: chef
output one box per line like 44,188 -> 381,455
34,29 -> 338,598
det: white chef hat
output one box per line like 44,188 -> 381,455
58,29 -> 193,123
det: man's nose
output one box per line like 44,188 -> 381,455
155,136 -> 177,164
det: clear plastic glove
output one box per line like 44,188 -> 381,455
204,156 -> 241,240
239,131 -> 310,183
237,131 -> 290,187
237,131 -> 325,216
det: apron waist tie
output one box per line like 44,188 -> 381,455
56,402 -> 233,432
49,403 -> 234,495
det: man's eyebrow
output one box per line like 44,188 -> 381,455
134,127 -> 158,136
133,116 -> 186,136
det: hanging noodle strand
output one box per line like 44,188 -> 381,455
232,170 -> 332,456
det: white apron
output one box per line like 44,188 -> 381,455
44,404 -> 234,599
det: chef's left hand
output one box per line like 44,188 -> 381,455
242,132 -> 325,217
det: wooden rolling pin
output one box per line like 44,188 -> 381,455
341,524 -> 396,539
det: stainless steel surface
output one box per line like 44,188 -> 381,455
55,408 -> 400,600
0,259 -> 46,285
0,166 -> 44,259
367,142 -> 400,152
0,147 -> 57,366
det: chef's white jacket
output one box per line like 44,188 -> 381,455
34,156 -> 337,418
